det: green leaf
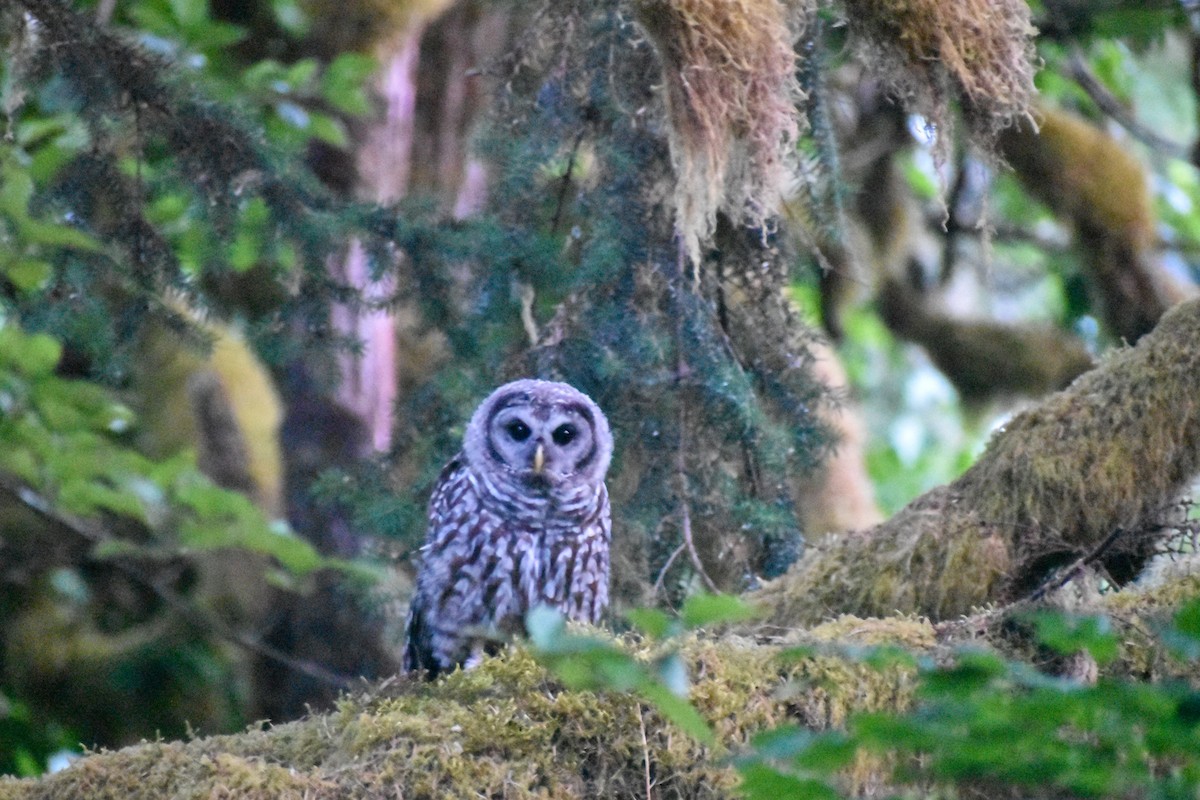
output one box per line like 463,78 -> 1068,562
322,54 -> 376,116
189,21 -> 246,49
1031,612 -> 1119,665
860,645 -> 919,671
1174,596 -> 1200,642
29,144 -> 78,184
749,726 -> 855,772
3,258 -> 52,292
20,333 -> 63,377
19,219 -> 102,253
58,479 -> 147,521
626,607 -> 675,639
526,605 -> 567,651
558,650 -> 643,692
147,193 -> 190,226
748,724 -> 815,760
680,593 -> 760,628
242,60 -> 287,93
91,538 -> 159,561
15,117 -> 68,147
639,681 -> 714,745
284,59 -> 319,89
0,165 -> 33,221
777,645 -> 818,662
1165,596 -> 1200,660
168,0 -> 209,28
0,447 -> 39,484
920,650 -> 1007,697
229,231 -> 261,271
737,762 -> 840,800
308,113 -> 348,148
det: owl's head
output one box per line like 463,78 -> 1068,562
463,379 -> 613,490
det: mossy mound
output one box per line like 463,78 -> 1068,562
0,630 -> 926,799
960,297 -> 1200,567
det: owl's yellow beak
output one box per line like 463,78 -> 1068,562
533,443 -> 546,474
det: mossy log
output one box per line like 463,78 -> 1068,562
3,566 -> 1199,799
758,296 -> 1200,626
0,628 -> 928,800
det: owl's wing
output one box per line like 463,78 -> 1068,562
584,482 -> 612,623
423,454 -> 467,545
403,453 -> 472,676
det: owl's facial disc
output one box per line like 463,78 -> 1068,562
487,403 -> 597,485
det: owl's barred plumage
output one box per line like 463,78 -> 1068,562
402,379 -> 613,677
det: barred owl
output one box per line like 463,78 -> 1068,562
402,379 -> 613,676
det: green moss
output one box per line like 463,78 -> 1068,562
961,298 -> 1200,557
0,633 -> 925,800
999,106 -> 1183,342
759,300 -> 1200,626
756,487 -> 1012,625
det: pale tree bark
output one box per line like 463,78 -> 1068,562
329,25 -> 425,454
798,339 -> 885,537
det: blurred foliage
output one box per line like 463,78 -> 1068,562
0,692 -> 75,778
736,601 -> 1200,798
0,321 -> 305,560
530,596 -> 1200,799
0,0 -> 379,775
805,0 -> 1200,515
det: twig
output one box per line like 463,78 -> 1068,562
518,281 -> 539,346
672,236 -> 719,594
1025,526 -> 1127,603
676,449 -> 717,594
1067,50 -> 1191,162
638,704 -> 654,800
652,542 -> 686,598
0,476 -> 356,689
549,126 -> 587,237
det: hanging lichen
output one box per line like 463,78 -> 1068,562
841,0 -> 1037,156
632,0 -> 806,266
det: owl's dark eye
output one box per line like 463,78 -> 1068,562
552,424 -> 576,446
506,420 -> 531,441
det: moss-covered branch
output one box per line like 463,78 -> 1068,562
758,296 -> 1200,626
1000,106 -> 1197,343
876,277 -> 1095,403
